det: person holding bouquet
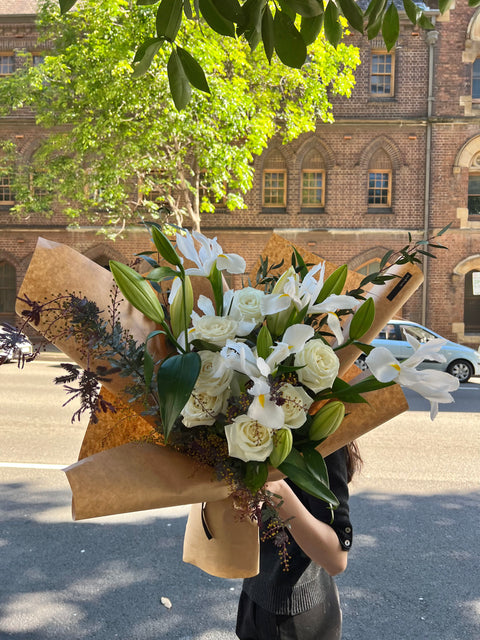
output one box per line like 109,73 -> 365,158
236,443 -> 359,640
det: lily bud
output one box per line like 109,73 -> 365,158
169,275 -> 194,338
309,401 -> 345,441
269,428 -> 293,468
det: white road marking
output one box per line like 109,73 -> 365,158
0,462 -> 67,469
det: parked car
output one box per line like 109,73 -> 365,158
0,323 -> 34,363
356,319 -> 480,383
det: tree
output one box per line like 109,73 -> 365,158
0,0 -> 359,233
58,0 -> 456,110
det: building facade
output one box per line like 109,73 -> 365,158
1,0 -> 480,348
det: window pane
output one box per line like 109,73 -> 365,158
368,172 -> 390,205
0,55 -> 14,75
264,172 -> 285,205
473,59 -> 480,100
468,174 -> 480,215
301,171 -> 323,205
0,176 -> 13,203
0,262 -> 16,313
371,53 -> 393,96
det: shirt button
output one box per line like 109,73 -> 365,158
345,527 -> 351,533
344,540 -> 351,547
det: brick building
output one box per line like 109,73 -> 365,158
1,0 -> 480,349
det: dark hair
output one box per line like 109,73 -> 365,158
345,441 -> 362,483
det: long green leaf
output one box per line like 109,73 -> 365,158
469,0 -> 480,7
145,266 -> 178,281
278,459 -> 339,506
316,265 -> 348,303
151,225 -> 182,266
210,0 -> 244,22
324,0 -> 342,48
438,0 -> 455,12
199,0 -> 236,36
273,10 -> 307,68
348,297 -> 375,340
59,0 -> 78,13
244,461 -> 269,493
110,261 -> 165,325
156,0 -> 183,41
283,0 -> 324,17
338,0 -> 364,33
156,352 -> 201,441
402,0 -> 422,25
382,3 -> 399,51
177,47 -> 210,93
300,14 -> 324,45
132,38 -> 163,78
167,49 -> 191,110
261,4 -> 275,63
302,446 -> 329,486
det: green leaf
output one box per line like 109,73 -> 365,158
279,456 -> 339,506
346,375 -> 395,395
418,13 -> 436,30
468,0 -> 480,7
110,260 -> 165,325
137,0 -> 161,5
273,10 -> 307,68
156,0 -> 183,41
177,47 -> 211,93
379,249 -> 394,270
59,0 -> 78,13
244,461 -> 269,493
437,221 -> 453,236
382,3 -> 399,51
316,265 -> 348,303
210,0 -> 244,23
256,323 -> 273,359
261,5 -> 275,63
282,0 -> 324,18
145,265 -> 178,281
239,0 -> 266,36
156,352 -> 201,441
302,446 -> 329,486
438,0 -> 455,12
144,349 -> 154,392
199,0 -> 236,36
337,0 -> 364,33
402,0 -> 422,25
151,225 -> 182,266
300,14 -> 324,45
348,297 -> 375,340
293,247 -> 309,279
167,49 -> 192,110
324,0 -> 342,48
208,263 -> 224,315
132,39 -> 164,78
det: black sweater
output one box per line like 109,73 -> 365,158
242,447 -> 353,615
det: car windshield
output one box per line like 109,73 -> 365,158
400,324 -> 436,343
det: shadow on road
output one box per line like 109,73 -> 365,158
338,490 -> 480,640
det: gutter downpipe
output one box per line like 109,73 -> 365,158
422,24 -> 439,327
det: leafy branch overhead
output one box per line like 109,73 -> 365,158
58,0 -> 460,109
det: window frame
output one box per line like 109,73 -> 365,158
468,171 -> 480,216
370,50 -> 395,98
367,170 -> 392,208
263,169 -> 287,208
473,59 -> 480,102
0,261 -> 16,316
301,169 -> 325,208
0,175 -> 14,206
0,53 -> 14,77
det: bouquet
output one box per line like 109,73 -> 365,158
9,224 -> 458,577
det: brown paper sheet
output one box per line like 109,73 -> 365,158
183,497 -> 260,578
65,442 -> 230,520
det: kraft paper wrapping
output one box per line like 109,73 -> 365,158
16,234 -> 420,579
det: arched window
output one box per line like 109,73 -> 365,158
357,259 -> 381,276
301,149 -> 325,208
464,270 -> 480,332
0,261 -> 16,316
468,152 -> 480,216
263,150 -> 286,208
368,149 -> 392,209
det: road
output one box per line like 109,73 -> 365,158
0,353 -> 479,639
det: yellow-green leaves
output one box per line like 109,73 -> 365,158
348,297 -> 375,341
309,401 -> 345,440
110,260 -> 165,325
256,324 -> 274,360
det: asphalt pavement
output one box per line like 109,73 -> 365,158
0,354 -> 479,639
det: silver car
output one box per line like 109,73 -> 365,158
357,320 -> 480,383
0,323 -> 34,363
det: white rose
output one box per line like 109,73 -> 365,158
181,390 -> 228,428
193,315 -> 239,347
195,350 -> 233,394
224,415 -> 273,462
294,340 -> 340,393
278,383 -> 314,429
230,287 -> 265,325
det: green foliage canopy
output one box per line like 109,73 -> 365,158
0,0 -> 360,232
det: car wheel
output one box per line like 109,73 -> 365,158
447,359 -> 473,383
355,355 -> 368,371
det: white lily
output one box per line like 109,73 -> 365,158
365,345 -> 459,419
175,230 -> 246,276
308,294 -> 359,345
